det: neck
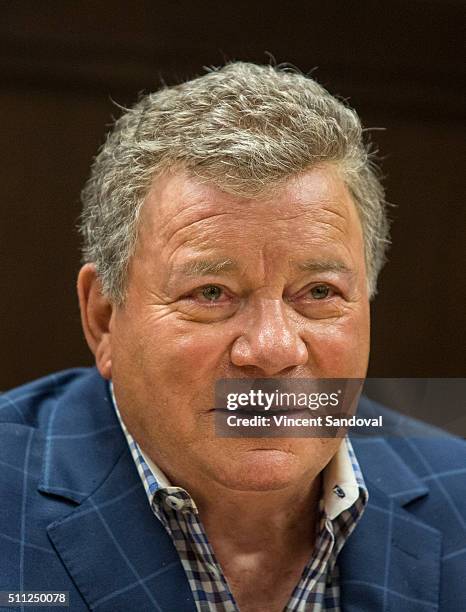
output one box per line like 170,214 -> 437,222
171,469 -> 322,553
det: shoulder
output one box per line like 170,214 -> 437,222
353,395 -> 466,589
0,367 -> 102,429
0,369 -> 107,594
357,394 -> 466,459
0,367 -> 105,487
355,395 -> 466,515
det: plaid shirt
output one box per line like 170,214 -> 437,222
110,383 -> 368,611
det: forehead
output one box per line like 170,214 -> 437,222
143,164 -> 359,229
135,165 -> 364,270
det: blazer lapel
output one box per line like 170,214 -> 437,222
47,447 -> 196,612
340,437 -> 442,612
37,368 -> 196,612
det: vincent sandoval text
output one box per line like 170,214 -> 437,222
226,415 -> 383,428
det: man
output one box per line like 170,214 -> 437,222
0,63 -> 464,611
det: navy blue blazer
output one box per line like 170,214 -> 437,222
0,368 -> 465,611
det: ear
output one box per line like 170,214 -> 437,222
77,263 -> 114,380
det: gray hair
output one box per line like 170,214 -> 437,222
79,62 -> 390,304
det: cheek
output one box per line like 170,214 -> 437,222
304,311 -> 370,377
133,316 -> 232,386
111,315 -> 228,431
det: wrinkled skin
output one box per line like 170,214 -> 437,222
78,164 -> 370,495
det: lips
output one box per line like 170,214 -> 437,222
216,406 -> 310,416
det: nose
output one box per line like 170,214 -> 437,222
230,298 -> 308,375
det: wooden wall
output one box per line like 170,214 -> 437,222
1,1 -> 464,388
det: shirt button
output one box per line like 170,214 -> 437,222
333,485 -> 346,499
165,495 -> 186,511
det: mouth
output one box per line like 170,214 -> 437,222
214,407 -> 311,417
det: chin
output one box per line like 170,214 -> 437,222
209,447 -> 307,491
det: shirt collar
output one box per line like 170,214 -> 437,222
109,381 -> 367,519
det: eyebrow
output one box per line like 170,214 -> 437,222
175,258 -> 239,277
297,259 -> 352,274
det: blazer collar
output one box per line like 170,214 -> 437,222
38,368 -> 126,503
351,436 -> 429,504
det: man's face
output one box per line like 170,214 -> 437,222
108,164 -> 370,491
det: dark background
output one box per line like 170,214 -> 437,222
1,1 -> 465,389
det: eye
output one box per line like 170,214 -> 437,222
199,285 -> 224,302
286,283 -> 343,320
309,284 -> 331,300
179,284 -> 238,322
